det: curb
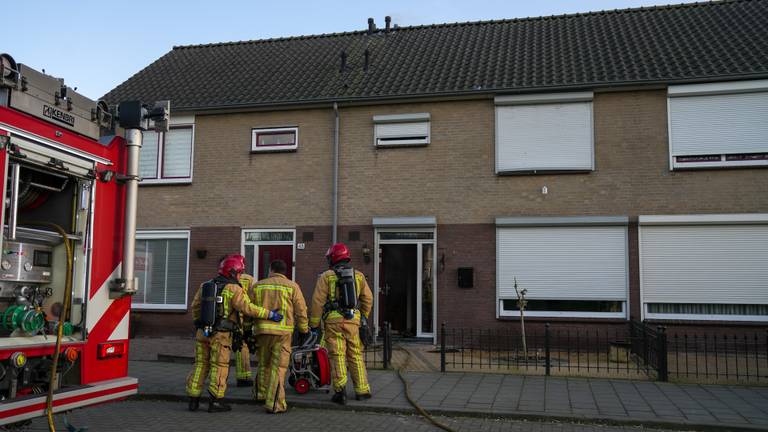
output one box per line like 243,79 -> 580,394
131,393 -> 765,432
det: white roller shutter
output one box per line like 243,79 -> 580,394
497,226 -> 627,301
669,91 -> 768,156
640,224 -> 768,305
495,100 -> 593,172
374,121 -> 430,146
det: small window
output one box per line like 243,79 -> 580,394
373,113 -> 430,147
502,300 -> 625,314
139,126 -> 194,184
251,127 -> 298,152
133,231 -> 190,310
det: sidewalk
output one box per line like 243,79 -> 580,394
129,358 -> 768,431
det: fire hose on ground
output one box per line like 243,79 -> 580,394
392,344 -> 457,432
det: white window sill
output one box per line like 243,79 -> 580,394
645,312 -> 768,322
132,304 -> 187,311
499,310 -> 626,319
672,159 -> 768,170
139,178 -> 192,185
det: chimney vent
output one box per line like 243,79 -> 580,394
367,17 -> 376,35
385,16 -> 391,33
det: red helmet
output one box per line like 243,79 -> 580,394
325,243 -> 350,266
219,254 -> 246,278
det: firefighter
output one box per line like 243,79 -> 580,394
186,254 -> 283,413
250,259 -> 309,413
309,243 -> 373,405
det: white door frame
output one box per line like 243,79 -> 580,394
373,227 -> 437,340
240,228 -> 296,280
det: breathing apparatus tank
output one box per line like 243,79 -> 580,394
334,264 -> 357,319
199,279 -> 222,336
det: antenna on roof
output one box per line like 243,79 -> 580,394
385,16 -> 391,33
367,17 -> 376,35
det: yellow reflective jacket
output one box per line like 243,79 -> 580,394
309,268 -> 372,328
191,276 -> 270,325
249,272 -> 309,336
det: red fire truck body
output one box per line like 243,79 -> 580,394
0,55 -> 147,425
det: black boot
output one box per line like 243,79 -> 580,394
208,397 -> 232,413
188,397 -> 200,412
236,378 -> 254,387
331,390 -> 346,405
355,393 -> 372,401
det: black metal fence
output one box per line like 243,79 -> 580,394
438,322 -> 768,384
667,330 -> 768,383
363,321 -> 393,369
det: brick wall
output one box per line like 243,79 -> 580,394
132,87 -> 768,336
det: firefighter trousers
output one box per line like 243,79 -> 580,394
185,330 -> 232,399
235,343 -> 252,380
322,321 -> 371,395
254,333 -> 292,413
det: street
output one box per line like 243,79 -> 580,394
22,400 -> 683,432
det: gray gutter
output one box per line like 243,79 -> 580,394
332,102 -> 339,244
157,72 -> 768,113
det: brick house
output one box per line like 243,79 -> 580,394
104,1 -> 768,338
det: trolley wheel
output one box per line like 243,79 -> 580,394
294,378 -> 310,395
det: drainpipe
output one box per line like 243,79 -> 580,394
332,102 -> 339,244
119,128 -> 141,295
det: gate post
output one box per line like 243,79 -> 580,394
656,326 -> 669,382
440,322 -> 446,373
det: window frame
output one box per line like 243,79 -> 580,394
644,303 -> 768,322
495,216 -> 629,320
140,124 -> 195,185
499,300 -> 627,319
373,113 -> 431,148
667,80 -> 768,170
639,214 -> 768,322
494,92 -> 595,174
132,229 -> 191,311
250,127 -> 298,153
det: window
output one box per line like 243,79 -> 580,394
640,215 -> 768,321
251,127 -> 298,152
496,217 -> 628,318
373,113 -> 430,147
133,231 -> 190,310
668,80 -> 768,169
495,92 -> 594,173
140,126 -> 194,183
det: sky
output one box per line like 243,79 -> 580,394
1,0 -> 699,100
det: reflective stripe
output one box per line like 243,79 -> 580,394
254,322 -> 295,332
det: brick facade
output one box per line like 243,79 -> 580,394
132,88 -> 768,337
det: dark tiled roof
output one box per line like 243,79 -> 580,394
103,0 -> 768,110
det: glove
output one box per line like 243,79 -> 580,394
268,309 -> 283,322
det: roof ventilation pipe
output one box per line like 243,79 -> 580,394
367,18 -> 376,35
385,16 -> 391,33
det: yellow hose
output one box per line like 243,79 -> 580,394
23,222 -> 73,432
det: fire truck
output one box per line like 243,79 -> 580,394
0,53 -> 168,426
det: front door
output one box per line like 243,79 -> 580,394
375,230 -> 436,338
